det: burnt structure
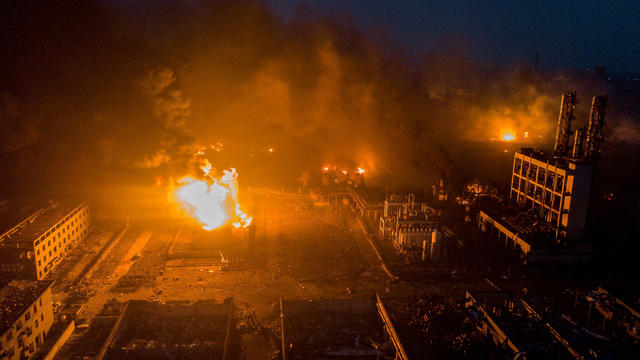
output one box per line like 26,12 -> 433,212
553,91 -> 577,158
478,92 -> 607,263
101,299 -> 234,360
554,92 -> 608,162
280,296 -> 405,360
379,194 -> 442,261
465,291 -> 582,360
526,287 -> 640,358
584,95 -> 608,161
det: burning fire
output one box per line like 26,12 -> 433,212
357,167 -> 365,174
501,132 -> 515,141
174,161 -> 252,230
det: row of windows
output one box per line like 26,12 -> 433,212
514,159 -> 565,193
511,190 -> 561,225
512,187 -> 563,211
1,328 -> 45,359
1,297 -> 44,347
34,206 -> 89,247
36,223 -> 87,254
512,181 -> 563,211
37,228 -> 88,279
0,263 -> 25,272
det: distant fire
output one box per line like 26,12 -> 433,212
357,167 -> 365,174
501,132 -> 515,141
174,161 -> 252,230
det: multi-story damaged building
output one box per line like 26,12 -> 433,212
477,92 -> 607,263
0,202 -> 90,280
509,149 -> 592,240
0,280 -> 54,360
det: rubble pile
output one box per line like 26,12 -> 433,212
286,311 -> 388,359
109,313 -> 228,360
390,295 -> 491,359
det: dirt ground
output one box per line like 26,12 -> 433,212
52,195 -> 513,359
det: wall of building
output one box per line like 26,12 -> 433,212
478,211 -> 532,259
0,285 -> 54,360
0,203 -> 90,281
33,204 -> 90,280
510,152 -> 591,240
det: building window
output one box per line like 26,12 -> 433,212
25,310 -> 30,321
40,313 -> 44,321
35,319 -> 39,328
555,176 -> 564,192
15,320 -> 22,331
529,164 -> 537,179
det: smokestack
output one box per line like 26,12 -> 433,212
554,91 -> 577,157
585,95 -> 608,161
572,128 -> 585,159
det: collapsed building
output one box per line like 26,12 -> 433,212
477,92 -> 606,263
280,296 -> 403,360
465,290 -> 583,360
526,287 -> 640,359
101,299 -> 234,360
383,295 -> 492,359
0,202 -> 90,280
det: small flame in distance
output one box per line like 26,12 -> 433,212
175,162 -> 252,230
501,133 -> 515,141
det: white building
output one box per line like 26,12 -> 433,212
0,280 -> 54,360
0,202 -> 90,280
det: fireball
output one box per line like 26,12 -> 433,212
174,162 -> 252,230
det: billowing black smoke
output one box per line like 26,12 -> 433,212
0,0 -> 637,199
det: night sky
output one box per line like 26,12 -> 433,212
265,0 -> 640,73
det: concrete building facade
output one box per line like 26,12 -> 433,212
0,202 -> 90,280
0,280 -> 54,360
510,150 -> 591,240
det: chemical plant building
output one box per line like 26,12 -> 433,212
477,92 -> 607,263
0,202 -> 90,280
379,194 -> 443,261
0,280 -> 54,360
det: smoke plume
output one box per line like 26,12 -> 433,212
0,0 -> 636,196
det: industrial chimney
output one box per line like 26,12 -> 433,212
554,91 -> 577,157
584,95 -> 607,161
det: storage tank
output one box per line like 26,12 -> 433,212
430,229 -> 442,261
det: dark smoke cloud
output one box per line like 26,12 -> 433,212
0,0 -> 636,197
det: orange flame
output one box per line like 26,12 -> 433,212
501,132 -> 515,141
175,162 -> 252,230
